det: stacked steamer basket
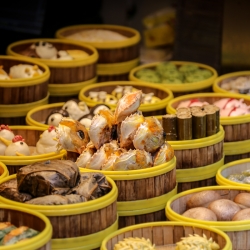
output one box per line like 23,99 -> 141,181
167,93 -> 250,164
166,185 -> 250,250
0,166 -> 118,250
55,24 -> 141,82
101,221 -> 232,250
156,111 -> 224,193
129,61 -> 218,97
78,81 -> 173,117
0,125 -> 66,175
7,39 -> 98,103
0,204 -> 52,249
0,56 -> 50,125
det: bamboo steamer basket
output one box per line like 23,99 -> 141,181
213,71 -> 250,94
167,92 -> 250,164
55,24 -> 141,82
101,221 -> 232,250
166,185 -> 250,250
0,204 -> 52,250
0,162 -> 9,180
7,39 -> 98,103
80,156 -> 176,229
158,115 -> 224,193
0,126 -> 66,175
216,158 -> 250,187
78,81 -> 174,116
129,61 -> 218,97
0,55 -> 50,125
0,174 -> 118,250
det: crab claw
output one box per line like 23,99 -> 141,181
56,118 -> 90,154
153,142 -> 174,166
113,149 -> 153,171
133,117 -> 165,153
114,90 -> 142,124
88,109 -> 116,149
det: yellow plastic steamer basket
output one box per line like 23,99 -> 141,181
129,61 -> 218,97
0,126 -> 66,175
101,221 -> 232,250
0,204 -> 52,250
78,81 -> 174,116
80,156 -> 177,228
0,55 -> 50,125
216,158 -> 250,187
167,92 -> 250,164
0,162 -> 9,180
213,71 -> 250,94
0,174 -> 118,250
7,38 -> 99,103
55,24 -> 141,81
165,185 -> 250,250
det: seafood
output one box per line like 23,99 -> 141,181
102,148 -> 126,170
75,142 -> 96,168
88,109 -> 116,149
153,142 -> 174,166
56,117 -> 90,153
133,117 -> 166,153
114,90 -> 142,123
113,237 -> 155,250
0,125 -> 14,155
176,234 -> 220,250
113,149 -> 153,171
119,112 -> 145,149
85,140 -> 119,170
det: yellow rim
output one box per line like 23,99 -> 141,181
168,125 -> 224,150
56,24 -> 141,49
0,175 -> 118,216
6,38 -> 98,68
167,92 -> 250,125
0,55 -> 50,87
166,185 -> 250,231
224,139 -> 250,155
80,156 -> 176,180
26,102 -> 64,128
0,125 -> 66,164
0,93 -> 49,117
177,156 -> 224,182
101,221 -> 232,250
52,218 -> 118,250
216,158 -> 250,187
118,185 -> 177,216
48,76 -> 97,96
0,162 -> 9,179
97,58 -> 139,75
129,61 -> 218,92
0,204 -> 52,250
213,71 -> 250,94
78,81 -> 174,112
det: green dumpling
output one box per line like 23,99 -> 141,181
135,68 -> 156,78
0,223 -> 16,240
156,62 -> 177,75
162,78 -> 183,84
186,74 -> 206,83
179,64 -> 199,73
161,69 -> 184,81
138,74 -> 161,83
193,69 -> 213,79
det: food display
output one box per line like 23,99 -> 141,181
0,222 -> 39,246
19,41 -> 90,60
177,98 -> 250,117
55,90 -> 174,171
181,190 -> 250,222
66,29 -> 128,42
162,104 -> 220,140
0,64 -> 43,79
220,76 -> 250,94
87,85 -> 162,106
0,125 -> 58,156
0,159 -> 111,205
134,62 -> 213,84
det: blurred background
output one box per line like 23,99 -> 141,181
0,0 -> 249,74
